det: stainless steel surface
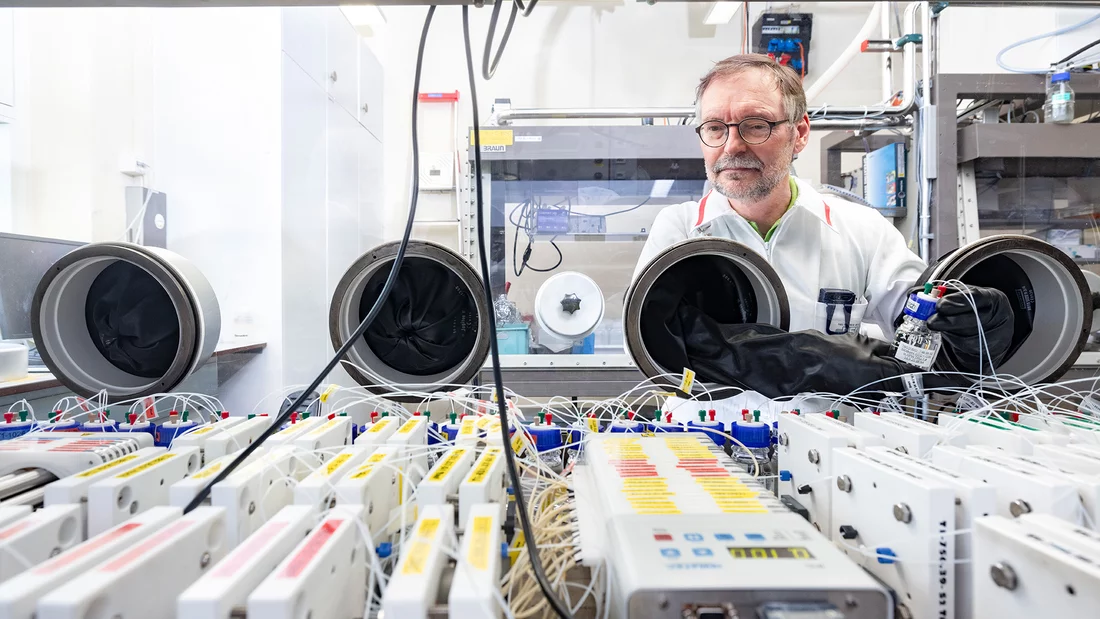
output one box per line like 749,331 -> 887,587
1009,498 -> 1032,517
893,503 -> 912,523
1,486 -> 46,508
957,123 -> 1100,161
932,72 -> 1100,258
476,366 -> 647,398
0,468 -> 56,501
836,475 -> 853,493
990,562 -> 1019,591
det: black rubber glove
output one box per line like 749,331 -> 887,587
673,307 -> 962,399
926,286 -> 1015,373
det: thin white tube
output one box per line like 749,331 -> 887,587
881,1 -> 893,101
805,2 -> 885,102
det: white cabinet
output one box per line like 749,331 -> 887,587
281,7 -> 327,88
280,54 -> 331,380
359,41 -> 383,140
358,130 -> 384,252
326,102 -> 361,299
0,10 -> 13,110
326,9 -> 359,117
275,9 -> 384,386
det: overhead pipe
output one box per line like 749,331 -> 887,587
494,2 -> 922,126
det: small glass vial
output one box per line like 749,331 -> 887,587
893,283 -> 944,370
1045,71 -> 1075,124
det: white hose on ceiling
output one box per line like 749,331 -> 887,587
804,1 -> 885,103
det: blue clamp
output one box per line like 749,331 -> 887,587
779,470 -> 792,482
501,542 -> 510,559
876,547 -> 897,564
376,542 -> 393,559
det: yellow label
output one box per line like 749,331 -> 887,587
622,478 -> 667,486
190,461 -> 224,480
115,453 -> 176,479
397,419 -> 422,435
428,449 -> 467,483
401,541 -> 432,575
308,419 -> 342,437
636,508 -> 681,515
587,417 -> 599,433
467,516 -> 493,571
511,435 -> 525,454
76,454 -> 140,478
416,517 -> 440,538
188,426 -> 218,437
458,419 -> 477,437
319,384 -> 339,403
348,452 -> 389,480
367,419 -> 392,433
276,421 -> 307,436
467,449 -> 500,484
469,129 -> 513,146
623,491 -> 675,498
324,453 -> 353,476
475,416 -> 494,430
679,369 -> 696,393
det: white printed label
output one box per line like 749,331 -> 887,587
894,341 -> 937,370
1053,92 -> 1072,103
900,374 -> 924,399
514,135 -> 542,142
955,393 -> 987,412
904,298 -> 920,313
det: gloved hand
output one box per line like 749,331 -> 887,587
926,286 -> 1015,373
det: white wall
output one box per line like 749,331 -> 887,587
940,6 -> 1100,74
375,2 -> 889,240
147,8 -> 284,415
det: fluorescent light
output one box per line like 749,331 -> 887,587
341,5 -> 387,32
704,1 -> 742,26
649,179 -> 674,199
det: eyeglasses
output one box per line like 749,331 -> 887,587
695,117 -> 789,147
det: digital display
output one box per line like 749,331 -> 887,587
727,547 -> 814,559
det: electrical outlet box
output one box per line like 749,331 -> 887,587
420,152 -> 455,190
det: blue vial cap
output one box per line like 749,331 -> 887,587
376,542 -> 392,558
506,486 -> 514,496
779,470 -> 792,482
501,542 -> 510,558
526,425 -> 564,452
734,422 -> 771,448
1052,71 -> 1071,83
903,292 -> 938,321
876,547 -> 897,564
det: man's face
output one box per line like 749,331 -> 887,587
698,70 -> 811,202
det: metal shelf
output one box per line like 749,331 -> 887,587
531,233 -> 648,242
958,123 -> 1100,163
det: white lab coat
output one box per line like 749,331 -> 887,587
634,177 -> 926,423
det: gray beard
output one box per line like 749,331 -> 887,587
712,165 -> 788,202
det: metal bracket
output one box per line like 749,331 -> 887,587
956,162 -> 980,247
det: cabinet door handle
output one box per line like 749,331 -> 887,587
330,71 -> 338,83
362,103 -> 369,113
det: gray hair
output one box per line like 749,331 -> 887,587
693,54 -> 807,126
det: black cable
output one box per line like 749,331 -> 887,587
183,5 -> 437,514
483,0 -> 520,81
570,196 -> 651,218
463,6 -> 574,618
513,0 -> 538,18
1053,36 -> 1100,67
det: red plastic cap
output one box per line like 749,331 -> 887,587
221,411 -> 230,419
873,410 -> 881,416
545,412 -> 554,425
328,413 -> 336,420
413,411 -> 421,416
860,40 -> 870,52
2,413 -> 11,424
665,412 -> 672,423
291,412 -> 299,423
129,413 -> 138,424
709,410 -> 716,421
370,411 -> 379,421
627,410 -> 636,420
418,91 -> 459,102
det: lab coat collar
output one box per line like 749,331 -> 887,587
692,176 -> 839,234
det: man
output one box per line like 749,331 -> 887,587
634,54 -> 1013,420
